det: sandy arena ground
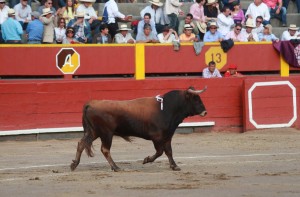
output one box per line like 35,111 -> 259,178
0,128 -> 300,197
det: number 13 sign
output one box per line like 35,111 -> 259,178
205,46 -> 227,70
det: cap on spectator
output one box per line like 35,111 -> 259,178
245,18 -> 255,28
196,22 -> 207,33
206,0 -> 217,5
149,0 -> 163,7
66,27 -> 74,32
118,24 -> 132,31
42,8 -> 53,16
8,9 -> 16,16
31,11 -> 41,19
264,24 -> 272,34
0,0 -> 6,3
209,22 -> 218,28
288,24 -> 299,31
75,12 -> 85,18
184,24 -> 193,30
79,0 -> 96,2
228,64 -> 237,69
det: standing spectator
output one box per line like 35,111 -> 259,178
263,0 -> 287,27
189,0 -> 206,40
225,23 -> 247,41
281,24 -> 300,40
241,18 -> 259,41
179,24 -> 198,42
178,13 -> 198,36
61,0 -> 75,24
26,11 -> 43,44
67,12 -> 92,43
245,0 -> 270,26
224,64 -> 243,77
217,6 -> 234,37
76,0 -> 101,36
140,0 -> 166,34
103,0 -> 131,40
136,23 -> 159,43
258,24 -> 279,41
283,0 -> 300,13
63,27 -> 80,43
203,21 -> 223,42
40,7 -> 55,43
38,0 -> 57,15
0,0 -> 10,44
252,15 -> 264,34
202,61 -> 222,78
222,0 -> 240,10
1,8 -> 23,44
164,0 -> 184,32
92,23 -> 112,44
55,17 -> 66,43
231,1 -> 245,24
114,23 -> 135,44
204,0 -> 220,22
14,0 -> 32,30
157,26 -> 179,43
137,13 -> 157,38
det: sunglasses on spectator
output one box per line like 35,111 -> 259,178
67,31 -> 74,34
256,20 -> 262,23
0,2 -> 5,4
48,2 -> 52,4
236,28 -> 242,31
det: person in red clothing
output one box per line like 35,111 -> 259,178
224,64 -> 243,77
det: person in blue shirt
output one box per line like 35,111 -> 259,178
26,11 -> 44,44
1,8 -> 23,44
203,21 -> 224,42
258,24 -> 279,42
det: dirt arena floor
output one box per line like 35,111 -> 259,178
1,128 -> 300,197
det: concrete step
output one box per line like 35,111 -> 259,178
272,27 -> 287,38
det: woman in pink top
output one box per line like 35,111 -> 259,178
231,1 -> 245,25
190,0 -> 206,40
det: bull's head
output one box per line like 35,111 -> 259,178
186,86 -> 207,117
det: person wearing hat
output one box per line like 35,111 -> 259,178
217,6 -> 234,37
38,0 -> 57,15
262,0 -> 287,27
204,0 -> 220,22
224,64 -> 243,77
245,0 -> 270,27
114,23 -> 135,44
92,23 -> 112,44
26,11 -> 44,44
202,60 -> 222,78
0,0 -> 10,43
157,26 -> 179,43
203,21 -> 223,42
179,24 -> 199,42
1,8 -> 23,44
136,23 -> 159,43
63,27 -> 80,44
178,13 -> 199,37
13,0 -> 32,30
241,18 -> 258,42
258,24 -> 279,42
67,12 -> 92,43
281,24 -> 300,41
40,7 -> 55,43
140,0 -> 167,34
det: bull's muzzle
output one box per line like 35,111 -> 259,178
200,111 -> 207,117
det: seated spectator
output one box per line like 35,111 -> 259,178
203,21 -> 223,42
263,0 -> 287,27
222,0 -> 240,10
67,12 -> 92,43
1,8 -> 23,44
38,0 -> 57,16
281,24 -> 300,41
60,0 -> 75,24
76,0 -> 101,36
178,13 -> 199,37
136,23 -> 159,43
241,18 -> 259,41
179,24 -> 199,42
245,0 -> 270,26
137,13 -> 157,38
157,26 -> 179,43
26,11 -> 43,44
40,7 -> 55,44
14,0 -> 32,30
225,23 -> 247,41
252,16 -> 264,34
0,0 -> 10,44
231,1 -> 245,25
204,0 -> 220,22
63,27 -> 80,44
283,0 -> 300,13
92,23 -> 112,44
55,17 -> 66,43
224,64 -> 243,77
217,6 -> 234,37
114,23 -> 135,44
202,60 -> 222,78
258,24 -> 279,41
140,0 -> 166,34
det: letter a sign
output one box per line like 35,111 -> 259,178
56,48 -> 80,74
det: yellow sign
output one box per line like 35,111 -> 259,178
56,48 -> 80,74
205,46 -> 227,69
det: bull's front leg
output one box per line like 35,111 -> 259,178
143,142 -> 164,164
164,140 -> 181,171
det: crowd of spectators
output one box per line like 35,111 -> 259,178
0,0 -> 299,44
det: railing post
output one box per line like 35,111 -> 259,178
280,54 -> 289,77
135,43 -> 145,80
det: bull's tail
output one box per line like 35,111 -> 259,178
82,104 -> 95,157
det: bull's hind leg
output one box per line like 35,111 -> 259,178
164,140 -> 181,171
100,135 -> 120,172
143,141 -> 164,164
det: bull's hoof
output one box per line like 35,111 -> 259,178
143,156 -> 150,164
111,166 -> 121,172
70,160 -> 79,171
171,165 -> 181,171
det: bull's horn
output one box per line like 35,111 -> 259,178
187,86 -> 207,94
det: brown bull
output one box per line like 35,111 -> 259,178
70,86 -> 207,171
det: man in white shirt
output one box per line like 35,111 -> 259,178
0,0 -> 9,43
14,0 -> 32,30
140,0 -> 167,34
77,0 -> 101,35
114,23 -> 135,44
281,24 -> 300,41
252,16 -> 264,34
245,0 -> 270,27
157,26 -> 179,43
217,6 -> 234,37
202,61 -> 222,78
241,18 -> 259,42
